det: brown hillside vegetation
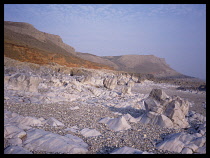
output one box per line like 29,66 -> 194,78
4,41 -> 113,70
4,21 -> 113,70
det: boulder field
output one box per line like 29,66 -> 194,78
4,63 -> 206,154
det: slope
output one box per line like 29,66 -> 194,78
4,21 -> 113,70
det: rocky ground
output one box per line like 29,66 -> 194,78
4,59 -> 206,154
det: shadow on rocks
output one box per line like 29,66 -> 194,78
96,146 -> 118,154
108,106 -> 145,118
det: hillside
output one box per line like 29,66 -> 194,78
4,21 -> 113,70
103,55 -> 183,77
76,52 -> 184,78
4,21 -> 187,78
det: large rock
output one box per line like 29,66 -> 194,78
123,114 -> 138,123
4,125 -> 26,139
156,132 -> 206,154
163,98 -> 189,128
121,86 -> 132,94
7,137 -> 23,146
23,128 -> 88,154
141,89 -> 190,129
144,98 -> 164,114
121,79 -> 135,94
110,146 -> 153,154
80,128 -> 101,137
156,132 -> 186,153
80,74 -> 103,87
139,112 -> 174,128
45,117 -> 65,127
88,87 -> 102,97
103,76 -> 117,90
7,73 -> 41,92
4,145 -> 33,154
99,116 -> 131,132
5,111 -> 43,128
148,89 -> 170,103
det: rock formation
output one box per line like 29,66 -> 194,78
99,116 -> 131,132
138,89 -> 190,129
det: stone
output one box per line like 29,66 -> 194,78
45,117 -> 65,127
181,147 -> 193,154
65,126 -> 79,133
179,133 -> 196,144
80,128 -> 101,137
4,145 -> 33,154
156,131 -> 206,154
23,128 -> 88,154
122,86 -> 132,94
163,100 -> 189,128
139,112 -> 159,125
184,143 -> 199,152
144,98 -> 163,114
191,137 -> 206,147
81,75 -> 95,85
156,114 -> 174,128
196,146 -> 206,154
156,137 -> 185,153
110,146 -> 153,154
127,79 -> 135,87
156,132 -> 185,153
50,78 -> 62,87
69,106 -> 80,110
64,134 -> 88,148
4,125 -> 26,139
148,89 -> 169,102
99,116 -> 131,132
98,117 -> 112,124
123,114 -> 138,123
103,76 -> 117,90
7,137 -> 23,146
88,87 -> 102,97
7,73 -> 41,92
19,116 -> 43,127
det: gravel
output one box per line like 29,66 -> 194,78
4,101 -> 185,154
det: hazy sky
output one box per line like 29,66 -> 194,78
4,4 -> 206,80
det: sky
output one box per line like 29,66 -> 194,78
4,4 -> 206,80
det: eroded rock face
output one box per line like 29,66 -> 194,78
103,76 -> 117,90
110,146 -> 153,154
141,89 -> 189,129
156,132 -> 206,154
6,73 -> 41,92
23,128 -> 88,154
80,128 -> 101,137
148,89 -> 169,102
99,116 -> 131,132
4,145 -> 33,154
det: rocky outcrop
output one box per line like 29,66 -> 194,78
6,73 -> 41,92
103,76 -> 118,90
110,146 -> 153,154
4,145 -> 33,154
45,117 -> 65,127
23,128 -> 88,154
4,110 -> 89,154
4,21 -> 76,55
80,128 -> 101,137
156,132 -> 206,154
99,116 -> 131,132
121,79 -> 135,94
138,89 -> 190,129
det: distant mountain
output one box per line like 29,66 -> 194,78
4,21 -> 186,78
76,53 -> 184,78
4,21 -> 112,70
